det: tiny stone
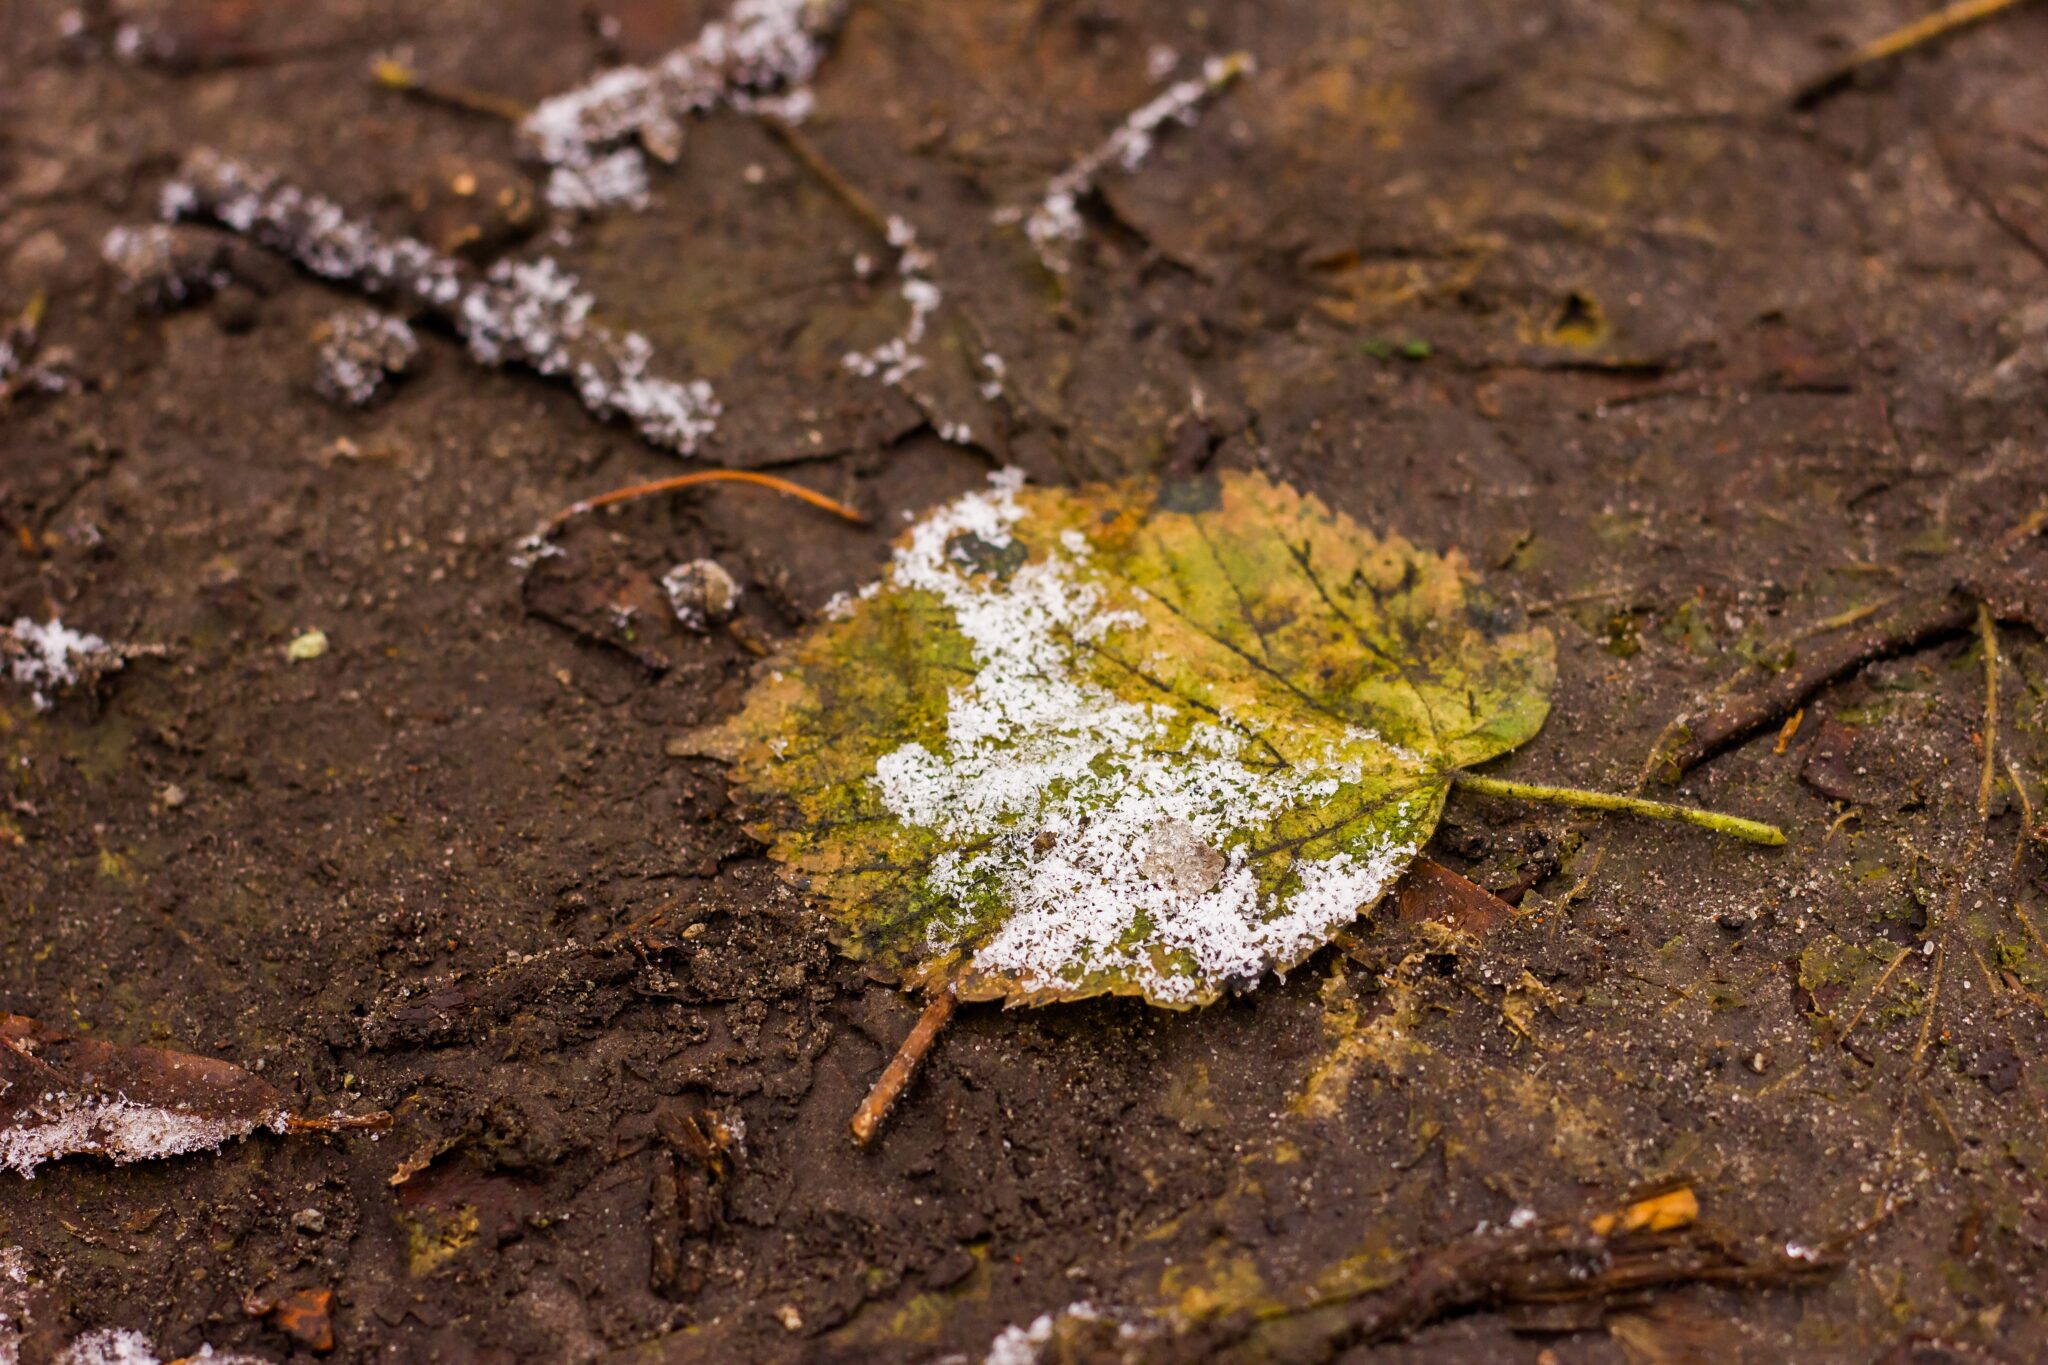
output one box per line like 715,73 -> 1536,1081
1749,1051 -> 1769,1074
286,628 -> 329,662
775,1304 -> 803,1333
314,308 -> 419,408
292,1207 -> 326,1235
663,559 -> 741,632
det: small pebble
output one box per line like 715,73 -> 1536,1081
663,559 -> 740,632
286,628 -> 329,662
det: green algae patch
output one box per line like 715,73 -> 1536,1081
684,469 -> 1554,1009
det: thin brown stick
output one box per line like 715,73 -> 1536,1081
545,469 -> 867,534
1660,592 -> 1974,779
287,1109 -> 394,1133
1980,602 -> 2000,821
1835,946 -> 1915,1050
371,57 -> 530,123
1793,0 -> 2037,107
851,986 -> 958,1147
762,118 -> 891,236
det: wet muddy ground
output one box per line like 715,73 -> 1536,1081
6,0 -> 2048,1360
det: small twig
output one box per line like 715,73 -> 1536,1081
1792,0 -> 2037,108
543,469 -> 867,535
371,57 -> 530,123
761,118 -> 891,236
851,985 -> 958,1147
1453,774 -> 1785,846
1979,602 -> 2000,821
1835,945 -> 1915,1050
1659,592 -> 1974,778
286,1109 -> 394,1133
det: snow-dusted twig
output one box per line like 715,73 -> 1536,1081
1002,52 -> 1252,275
520,0 -> 845,213
161,148 -> 720,455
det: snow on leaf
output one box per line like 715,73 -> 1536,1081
686,470 -> 1554,1008
0,1015 -> 386,1179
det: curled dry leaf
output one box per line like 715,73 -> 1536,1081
686,470 -> 1554,1008
0,1014 -> 387,1179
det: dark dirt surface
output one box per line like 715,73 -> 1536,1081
6,1 -> 2048,1361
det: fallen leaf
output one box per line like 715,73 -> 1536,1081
688,469 -> 1553,1008
0,1015 -> 386,1178
1393,857 -> 1515,935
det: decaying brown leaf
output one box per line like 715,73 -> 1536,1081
0,1015 -> 387,1178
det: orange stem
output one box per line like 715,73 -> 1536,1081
545,470 -> 867,534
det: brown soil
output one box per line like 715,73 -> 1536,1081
5,1 -> 2048,1361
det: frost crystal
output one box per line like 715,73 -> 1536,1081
984,1302 -> 1102,1365
0,1093 -> 290,1180
314,309 -> 418,408
840,216 -> 984,448
520,0 -> 844,212
53,1329 -> 268,1365
158,150 -> 719,454
4,617 -> 120,711
1005,53 -> 1252,275
842,217 -> 940,387
871,472 -> 1415,1005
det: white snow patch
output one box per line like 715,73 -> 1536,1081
984,1302 -> 1101,1365
6,618 -> 114,711
55,1329 -> 268,1365
0,1095 -> 289,1180
866,472 -> 1417,1003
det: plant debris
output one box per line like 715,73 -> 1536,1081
1001,53 -> 1252,276
0,1015 -> 386,1179
153,149 -> 721,455
519,0 -> 846,213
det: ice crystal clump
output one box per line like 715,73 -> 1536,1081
4,617 -> 120,711
521,0 -> 844,213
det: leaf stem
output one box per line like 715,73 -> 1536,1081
1452,774 -> 1786,846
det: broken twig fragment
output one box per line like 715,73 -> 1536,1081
850,986 -> 957,1147
1793,0 -> 2036,107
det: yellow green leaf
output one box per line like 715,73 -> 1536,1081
687,470 -> 1554,1008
